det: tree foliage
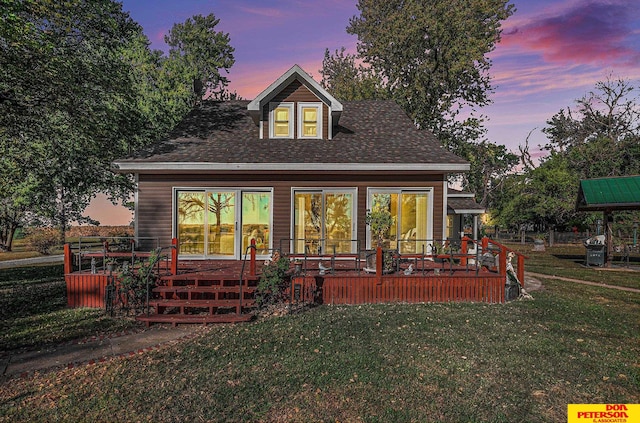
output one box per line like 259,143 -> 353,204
542,77 -> 640,179
164,13 -> 235,104
347,0 -> 514,150
319,47 -> 388,101
491,77 -> 640,231
0,1 -> 237,249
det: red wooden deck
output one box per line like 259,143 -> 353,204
63,238 -> 526,324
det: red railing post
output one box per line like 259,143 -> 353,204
499,245 -> 507,276
250,238 -> 256,277
64,243 -> 72,274
376,246 -> 383,284
460,236 -> 469,266
171,238 -> 178,275
481,236 -> 488,253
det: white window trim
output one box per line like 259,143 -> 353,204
269,102 -> 294,139
297,102 -> 322,139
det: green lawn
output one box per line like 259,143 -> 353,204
0,265 -> 136,352
506,242 -> 640,290
0,257 -> 638,422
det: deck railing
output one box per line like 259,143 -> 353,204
68,236 -> 161,273
64,236 -> 527,309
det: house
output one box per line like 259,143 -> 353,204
113,64 -> 479,261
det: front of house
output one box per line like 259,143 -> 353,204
114,65 -> 477,260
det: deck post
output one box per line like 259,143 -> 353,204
481,236 -> 488,253
460,236 -> 469,266
250,238 -> 256,277
376,246 -> 383,284
498,245 -> 507,276
171,238 -> 178,275
64,243 -> 73,274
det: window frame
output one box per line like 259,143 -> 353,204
366,188 -> 434,251
269,102 -> 294,139
297,102 -> 322,139
172,187 -> 274,259
290,187 -> 358,254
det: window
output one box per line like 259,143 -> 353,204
298,103 -> 322,138
270,103 -> 293,138
175,189 -> 272,258
368,189 -> 433,253
293,189 -> 356,254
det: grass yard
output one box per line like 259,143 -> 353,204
0,265 -> 136,352
0,251 -> 638,422
506,242 -> 640,290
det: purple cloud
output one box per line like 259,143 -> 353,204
501,0 -> 640,67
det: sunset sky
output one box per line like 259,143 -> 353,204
90,0 -> 640,225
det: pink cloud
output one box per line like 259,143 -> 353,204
238,6 -> 287,19
501,0 -> 640,67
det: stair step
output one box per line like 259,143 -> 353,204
153,286 -> 257,294
161,273 -> 259,286
137,313 -> 253,327
149,299 -> 256,308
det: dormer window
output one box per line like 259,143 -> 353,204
268,101 -> 323,139
248,65 -> 342,140
270,102 -> 293,138
298,103 -> 322,139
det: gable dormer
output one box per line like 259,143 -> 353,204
247,64 -> 343,140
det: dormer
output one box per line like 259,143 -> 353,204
247,64 -> 343,140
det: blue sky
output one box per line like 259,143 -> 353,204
92,0 -> 640,224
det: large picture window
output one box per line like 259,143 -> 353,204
175,189 -> 272,258
368,189 -> 433,253
293,189 -> 356,254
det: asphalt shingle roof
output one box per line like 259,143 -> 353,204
117,100 -> 468,168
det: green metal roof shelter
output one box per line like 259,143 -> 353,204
576,175 -> 640,267
576,175 -> 640,211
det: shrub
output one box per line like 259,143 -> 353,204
116,250 -> 162,314
256,253 -> 291,307
25,228 -> 61,255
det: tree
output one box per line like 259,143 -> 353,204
491,155 -> 581,232
319,47 -> 388,101
458,140 -> 519,208
347,0 -> 515,150
490,78 -> 640,233
543,77 -> 640,179
0,0 -> 156,244
331,1 -> 518,204
164,13 -> 235,104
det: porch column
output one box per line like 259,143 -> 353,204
473,215 -> 479,240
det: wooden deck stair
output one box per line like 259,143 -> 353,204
136,272 -> 259,326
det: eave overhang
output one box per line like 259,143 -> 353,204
113,162 -> 470,173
